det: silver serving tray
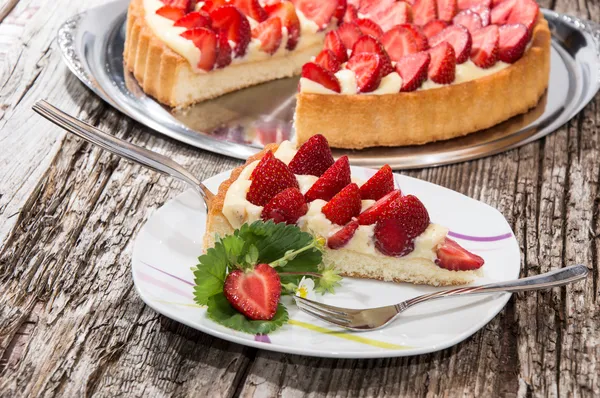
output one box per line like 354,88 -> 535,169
57,1 -> 600,169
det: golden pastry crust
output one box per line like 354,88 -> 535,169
294,15 -> 552,149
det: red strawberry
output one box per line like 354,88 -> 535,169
388,194 -> 430,238
470,5 -> 490,26
305,156 -> 351,202
374,218 -> 414,257
174,11 -> 212,29
356,18 -> 384,38
360,165 -> 395,200
288,134 -> 335,176
498,23 -> 528,63
358,0 -> 395,17
357,189 -> 402,225
261,187 -> 308,224
428,41 -> 456,84
162,0 -> 192,10
334,0 -> 347,24
343,4 -> 359,23
315,49 -> 342,72
252,17 -> 283,54
247,151 -> 299,206
398,24 -> 430,51
265,1 -> 301,50
293,0 -> 338,30
346,52 -> 383,93
322,183 -> 362,225
351,35 -> 394,76
301,62 -> 342,93
337,22 -> 364,50
156,6 -> 185,21
200,0 -> 227,13
224,263 -> 281,320
435,238 -> 485,271
233,0 -> 268,22
396,51 -> 431,91
429,24 -> 471,63
327,220 -> 359,249
422,19 -> 448,39
210,5 -> 251,57
180,28 -> 217,71
381,26 -> 418,63
470,24 -> 498,68
490,0 -> 515,25
413,0 -> 437,25
324,30 -> 348,62
452,10 -> 482,34
377,2 -> 414,31
215,33 -> 232,68
457,0 -> 491,10
436,0 -> 457,22
506,0 -> 538,33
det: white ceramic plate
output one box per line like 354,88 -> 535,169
131,167 -> 520,358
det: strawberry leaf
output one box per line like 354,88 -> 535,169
207,293 -> 289,334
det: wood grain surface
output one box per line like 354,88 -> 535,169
0,0 -> 598,396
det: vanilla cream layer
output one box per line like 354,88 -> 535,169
222,140 -> 448,260
144,0 -> 327,73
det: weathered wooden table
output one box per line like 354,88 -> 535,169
0,0 -> 598,396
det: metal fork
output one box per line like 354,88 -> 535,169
294,264 -> 589,331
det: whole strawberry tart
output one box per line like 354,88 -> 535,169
205,135 -> 486,286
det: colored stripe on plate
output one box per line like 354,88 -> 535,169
448,231 -> 513,242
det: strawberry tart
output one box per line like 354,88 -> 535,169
204,135 -> 485,286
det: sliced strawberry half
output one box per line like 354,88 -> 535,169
261,187 -> 308,224
506,0 -> 539,33
396,51 -> 431,91
381,26 -> 419,63
215,33 -> 232,68
180,28 -> 218,71
200,0 -> 227,13
293,0 -> 338,30
470,24 -> 499,68
252,17 -> 283,54
429,24 -> 471,63
343,4 -> 359,23
210,5 -> 252,57
301,62 -> 342,93
324,30 -> 348,62
390,194 -> 430,239
351,35 -> 394,76
224,263 -> 281,320
156,5 -> 185,21
359,164 -> 395,200
376,2 -> 414,32
315,49 -> 342,73
357,189 -> 402,225
490,0 -> 515,25
327,220 -> 360,249
356,18 -> 384,38
346,52 -> 383,93
247,151 -> 299,206
470,4 -> 491,26
162,0 -> 192,11
358,0 -> 395,17
412,0 -> 437,26
457,0 -> 491,10
436,0 -> 458,22
452,9 -> 482,34
374,218 -> 414,257
265,1 -> 301,50
428,41 -> 456,84
288,134 -> 335,176
233,0 -> 268,22
305,156 -> 351,202
435,238 -> 485,271
174,11 -> 212,29
334,0 -> 347,24
422,19 -> 449,39
398,23 -> 430,51
322,183 -> 362,225
498,23 -> 528,63
337,22 -> 364,50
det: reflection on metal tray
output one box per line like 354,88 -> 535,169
57,0 -> 600,169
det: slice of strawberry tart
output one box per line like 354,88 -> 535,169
205,135 -> 485,286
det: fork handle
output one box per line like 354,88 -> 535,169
405,265 -> 589,307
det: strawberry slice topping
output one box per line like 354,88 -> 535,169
435,238 -> 485,271
377,2 -> 414,32
397,23 -> 430,51
293,0 -> 338,30
324,30 -> 348,62
180,28 -> 217,71
498,23 -> 528,63
233,0 -> 268,22
436,0 -> 458,22
327,220 -> 360,249
413,0 -> 437,26
422,19 -> 449,39
506,0 -> 539,33
315,49 -> 342,73
174,11 -> 212,29
358,0 -> 395,17
452,9 -> 482,34
200,0 -> 227,13
470,5 -> 491,26
322,183 -> 362,225
156,5 -> 185,21
457,0 -> 491,10
224,263 -> 281,320
162,0 -> 192,11
470,24 -> 499,68
381,26 -> 419,63
301,62 -> 342,93
490,0 -> 515,25
288,134 -> 335,177
360,164 -> 395,200
374,218 -> 414,257
357,190 -> 402,225
334,0 -> 348,24
390,194 -> 430,239
247,151 -> 299,206
428,41 -> 456,84
429,24 -> 472,63
356,18 -> 384,39
343,4 -> 359,23
305,156 -> 351,202
210,5 -> 251,57
215,33 -> 232,68
252,17 -> 283,54
265,1 -> 301,50
352,35 -> 394,76
346,52 -> 383,93
337,22 -> 364,50
261,187 -> 308,224
396,51 -> 431,91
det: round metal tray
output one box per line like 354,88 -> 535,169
57,1 -> 600,169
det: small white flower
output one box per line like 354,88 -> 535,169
295,277 -> 316,300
